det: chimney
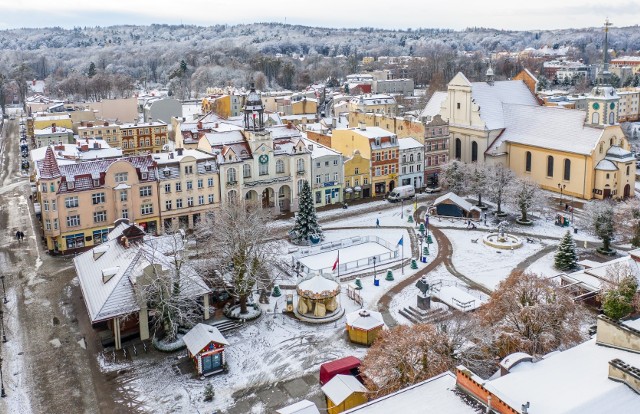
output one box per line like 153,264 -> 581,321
176,148 -> 184,156
32,79 -> 36,86
81,144 -> 89,152
197,121 -> 203,129
93,142 -> 99,149
104,121 -> 109,127
332,118 -> 337,128
87,122 -> 94,128
358,122 -> 366,131
51,123 -> 56,133
214,122 -> 219,128
121,236 -> 130,248
308,144 -> 314,151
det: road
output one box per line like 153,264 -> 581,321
0,118 -> 127,414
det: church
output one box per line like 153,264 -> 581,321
423,69 -> 635,200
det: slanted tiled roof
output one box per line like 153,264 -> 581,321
40,146 -> 61,178
470,80 -> 539,130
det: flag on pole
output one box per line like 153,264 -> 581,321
397,236 -> 404,247
425,215 -> 429,228
332,251 -> 340,271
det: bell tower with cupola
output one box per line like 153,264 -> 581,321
586,19 -> 619,127
243,84 -> 273,154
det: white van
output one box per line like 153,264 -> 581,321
387,185 -> 416,202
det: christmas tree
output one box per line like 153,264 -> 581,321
272,285 -> 282,297
291,180 -> 323,244
385,270 -> 394,281
410,259 -> 418,269
554,230 -> 578,271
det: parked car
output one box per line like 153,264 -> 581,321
21,160 -> 29,169
424,186 -> 442,194
387,185 -> 416,202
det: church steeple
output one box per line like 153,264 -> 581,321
243,84 -> 265,132
599,18 -> 613,85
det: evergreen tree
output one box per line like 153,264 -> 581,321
291,180 -> 323,244
602,274 -> 638,320
87,62 -> 96,78
554,230 -> 578,271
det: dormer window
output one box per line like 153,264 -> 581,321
142,172 -> 148,180
68,181 -> 75,190
163,168 -> 171,177
93,179 -> 100,187
204,163 -> 212,172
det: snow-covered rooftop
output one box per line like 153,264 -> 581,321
182,323 -> 229,356
321,374 -> 367,405
421,91 -> 447,119
346,309 -> 384,331
343,372 -> 477,414
276,399 -> 320,414
398,137 -> 423,151
470,80 -> 539,130
434,192 -> 481,214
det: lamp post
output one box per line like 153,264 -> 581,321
418,234 -> 425,263
0,309 -> 6,343
0,275 -> 6,304
373,256 -> 377,283
0,357 -> 5,397
558,183 -> 566,208
401,197 -> 404,219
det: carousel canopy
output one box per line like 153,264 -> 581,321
346,309 -> 385,331
297,274 -> 340,299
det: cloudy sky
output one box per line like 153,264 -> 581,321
0,0 -> 638,31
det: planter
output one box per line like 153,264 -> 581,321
596,247 -> 616,256
223,303 -> 262,321
515,218 -> 533,226
496,211 -> 508,218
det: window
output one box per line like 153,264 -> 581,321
417,164 -> 421,172
525,151 -> 532,172
298,179 -> 304,195
259,162 -> 268,176
609,112 -> 615,125
198,179 -> 203,189
45,219 -> 51,231
65,196 -> 79,208
208,178 -> 214,187
563,159 -> 571,181
66,215 -> 80,227
41,184 -> 47,193
44,201 -> 49,211
333,159 -> 338,166
455,138 -> 461,160
315,191 -> 322,204
53,218 -> 58,229
316,175 -> 321,184
276,160 -> 285,173
375,153 -> 381,161
243,164 -> 252,178
324,161 -> 329,167
296,159 -> 305,172
627,165 -> 631,176
208,194 -> 214,204
364,177 -> 369,185
92,192 -> 105,205
600,142 -> 604,154
354,167 -> 360,175
402,154 -> 407,163
93,179 -> 100,187
52,200 -> 56,211
120,190 -> 128,202
186,181 -> 193,190
139,186 -> 152,197
115,172 -> 128,183
199,195 -> 204,205
165,183 -> 171,193
141,204 -> 153,215
402,166 -> 407,174
176,199 -> 183,209
547,156 -> 554,177
471,141 -> 478,162
227,168 -> 237,183
592,112 -> 600,124
417,153 -> 421,162
375,167 -> 381,176
334,173 -> 339,181
94,211 -> 107,223
176,182 -> 182,192
187,197 -> 194,207
457,103 -> 461,109
324,173 -> 330,182
166,200 -> 172,210
184,165 -> 193,174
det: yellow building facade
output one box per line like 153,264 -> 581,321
343,150 -> 372,199
119,121 -> 168,155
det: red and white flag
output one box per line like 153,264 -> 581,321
332,252 -> 340,271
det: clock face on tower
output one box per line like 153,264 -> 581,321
258,154 -> 269,164
610,102 -> 615,110
592,103 -> 600,110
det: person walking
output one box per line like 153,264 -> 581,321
15,231 -> 21,243
376,218 -> 380,227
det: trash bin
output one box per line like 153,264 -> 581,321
374,279 -> 380,286
574,228 -> 578,234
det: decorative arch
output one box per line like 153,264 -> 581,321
592,112 -> 600,124
547,156 -> 554,177
563,159 -> 571,181
455,138 -> 462,160
525,151 -> 532,172
471,141 -> 478,162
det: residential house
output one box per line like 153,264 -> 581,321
77,122 -> 121,147
36,147 -> 160,254
347,112 -> 425,141
423,114 -> 449,187
347,94 -> 397,116
33,113 -> 73,131
304,138 -> 343,207
34,125 -> 73,148
343,150 -> 371,200
156,149 -> 219,231
143,97 -> 182,124
398,137 -> 424,189
119,121 -> 169,155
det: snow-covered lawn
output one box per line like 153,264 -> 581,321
526,251 -> 562,278
444,228 -> 548,291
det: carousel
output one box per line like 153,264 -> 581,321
295,273 -> 344,323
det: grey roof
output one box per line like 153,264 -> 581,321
420,91 -> 447,119
605,146 -> 635,162
470,80 -> 539,130
74,231 -> 210,323
183,323 -> 229,355
491,104 -> 603,155
595,159 -> 618,171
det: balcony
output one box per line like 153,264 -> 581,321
296,169 -> 306,176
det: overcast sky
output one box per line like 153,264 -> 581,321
0,0 -> 638,31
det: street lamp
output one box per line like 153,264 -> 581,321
373,256 -> 377,284
0,275 -> 6,304
418,234 -> 425,263
0,357 -> 5,397
401,197 -> 404,219
0,308 -> 7,343
558,183 -> 566,207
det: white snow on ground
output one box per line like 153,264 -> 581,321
432,286 -> 484,311
444,228 -> 547,291
526,251 -> 562,278
298,242 -> 393,272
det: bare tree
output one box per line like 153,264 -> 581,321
507,176 -> 540,224
585,200 -> 616,254
196,199 -> 279,315
485,163 -> 515,216
477,270 -> 589,357
360,324 -> 454,398
439,160 -> 467,195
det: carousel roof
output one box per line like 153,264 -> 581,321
346,309 -> 385,331
297,274 -> 340,299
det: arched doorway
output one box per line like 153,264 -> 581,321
603,185 -> 611,199
624,184 -> 631,198
278,185 -> 291,212
262,187 -> 274,208
245,190 -> 259,202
